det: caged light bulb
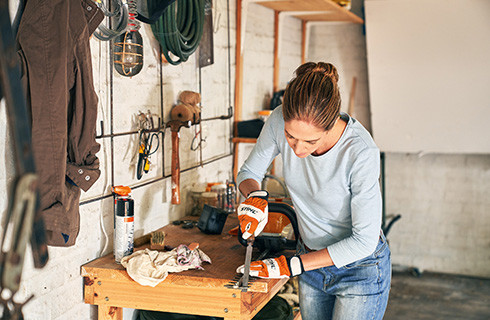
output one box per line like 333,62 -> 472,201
113,30 -> 143,77
113,0 -> 143,77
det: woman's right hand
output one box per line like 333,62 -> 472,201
237,190 -> 269,239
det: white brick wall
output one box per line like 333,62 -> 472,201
308,22 -> 372,132
384,153 -> 490,277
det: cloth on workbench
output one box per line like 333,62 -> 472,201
121,245 -> 211,287
16,0 -> 103,247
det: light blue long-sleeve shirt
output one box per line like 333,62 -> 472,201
237,106 -> 382,268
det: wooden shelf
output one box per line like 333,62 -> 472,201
232,137 -> 258,144
256,0 -> 363,24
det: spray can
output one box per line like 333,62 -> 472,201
112,186 -> 134,263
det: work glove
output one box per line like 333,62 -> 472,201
236,255 -> 304,279
237,190 -> 269,240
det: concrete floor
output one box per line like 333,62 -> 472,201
385,269 -> 490,320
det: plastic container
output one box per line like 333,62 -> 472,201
201,192 -> 218,207
189,186 -> 206,216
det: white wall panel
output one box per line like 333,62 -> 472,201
365,0 -> 490,153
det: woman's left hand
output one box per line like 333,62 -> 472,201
236,255 -> 304,279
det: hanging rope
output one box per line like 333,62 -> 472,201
149,0 -> 205,65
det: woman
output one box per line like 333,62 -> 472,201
236,62 -> 391,320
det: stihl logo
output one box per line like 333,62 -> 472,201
241,206 -> 257,214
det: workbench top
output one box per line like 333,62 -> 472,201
81,214 -> 289,320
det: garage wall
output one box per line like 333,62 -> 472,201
384,153 -> 490,277
1,1 -> 489,320
1,0 -> 235,319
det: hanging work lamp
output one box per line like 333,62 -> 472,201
113,0 -> 143,77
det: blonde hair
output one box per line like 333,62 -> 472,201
282,62 -> 341,131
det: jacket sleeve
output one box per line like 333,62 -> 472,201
65,6 -> 103,192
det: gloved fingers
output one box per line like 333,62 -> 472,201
255,214 -> 268,237
249,260 -> 269,278
236,266 -> 262,278
236,260 -> 289,279
236,264 -> 244,274
236,261 -> 269,278
239,215 -> 259,240
243,196 -> 268,211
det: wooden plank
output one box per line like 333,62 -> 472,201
84,273 -> 287,319
240,274 -> 289,318
294,311 -> 302,320
301,20 -> 306,64
347,76 -> 357,116
256,0 -> 363,23
87,278 -> 242,318
234,0 -> 244,124
295,11 -> 362,23
232,137 -> 257,144
98,305 -> 122,320
258,0 -> 341,12
233,140 -> 240,181
273,10 -> 280,93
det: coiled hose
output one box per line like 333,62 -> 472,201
93,0 -> 129,41
149,0 -> 205,65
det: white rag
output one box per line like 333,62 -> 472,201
120,244 -> 211,287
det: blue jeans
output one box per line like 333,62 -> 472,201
298,233 -> 391,320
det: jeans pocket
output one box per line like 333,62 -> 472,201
343,256 -> 379,269
344,237 -> 388,269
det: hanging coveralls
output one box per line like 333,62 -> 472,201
17,0 -> 104,246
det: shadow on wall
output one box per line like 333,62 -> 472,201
1,106 -> 18,240
99,187 -> 116,257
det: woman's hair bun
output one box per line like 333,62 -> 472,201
295,62 -> 339,83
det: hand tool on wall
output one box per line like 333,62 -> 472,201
135,111 -> 161,180
167,91 -> 202,204
170,91 -> 202,124
136,131 -> 160,179
0,1 -> 48,316
166,119 -> 191,204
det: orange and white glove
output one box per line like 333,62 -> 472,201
236,255 -> 304,279
237,190 -> 269,240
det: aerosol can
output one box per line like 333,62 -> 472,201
112,186 -> 134,263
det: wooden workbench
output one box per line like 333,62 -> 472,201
81,215 -> 290,320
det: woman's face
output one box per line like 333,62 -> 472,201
284,119 -> 329,158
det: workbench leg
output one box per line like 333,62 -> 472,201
98,305 -> 123,320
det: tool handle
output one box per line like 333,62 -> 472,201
171,130 -> 180,204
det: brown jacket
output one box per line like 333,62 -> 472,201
17,0 -> 104,246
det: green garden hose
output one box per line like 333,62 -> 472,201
149,0 -> 205,65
